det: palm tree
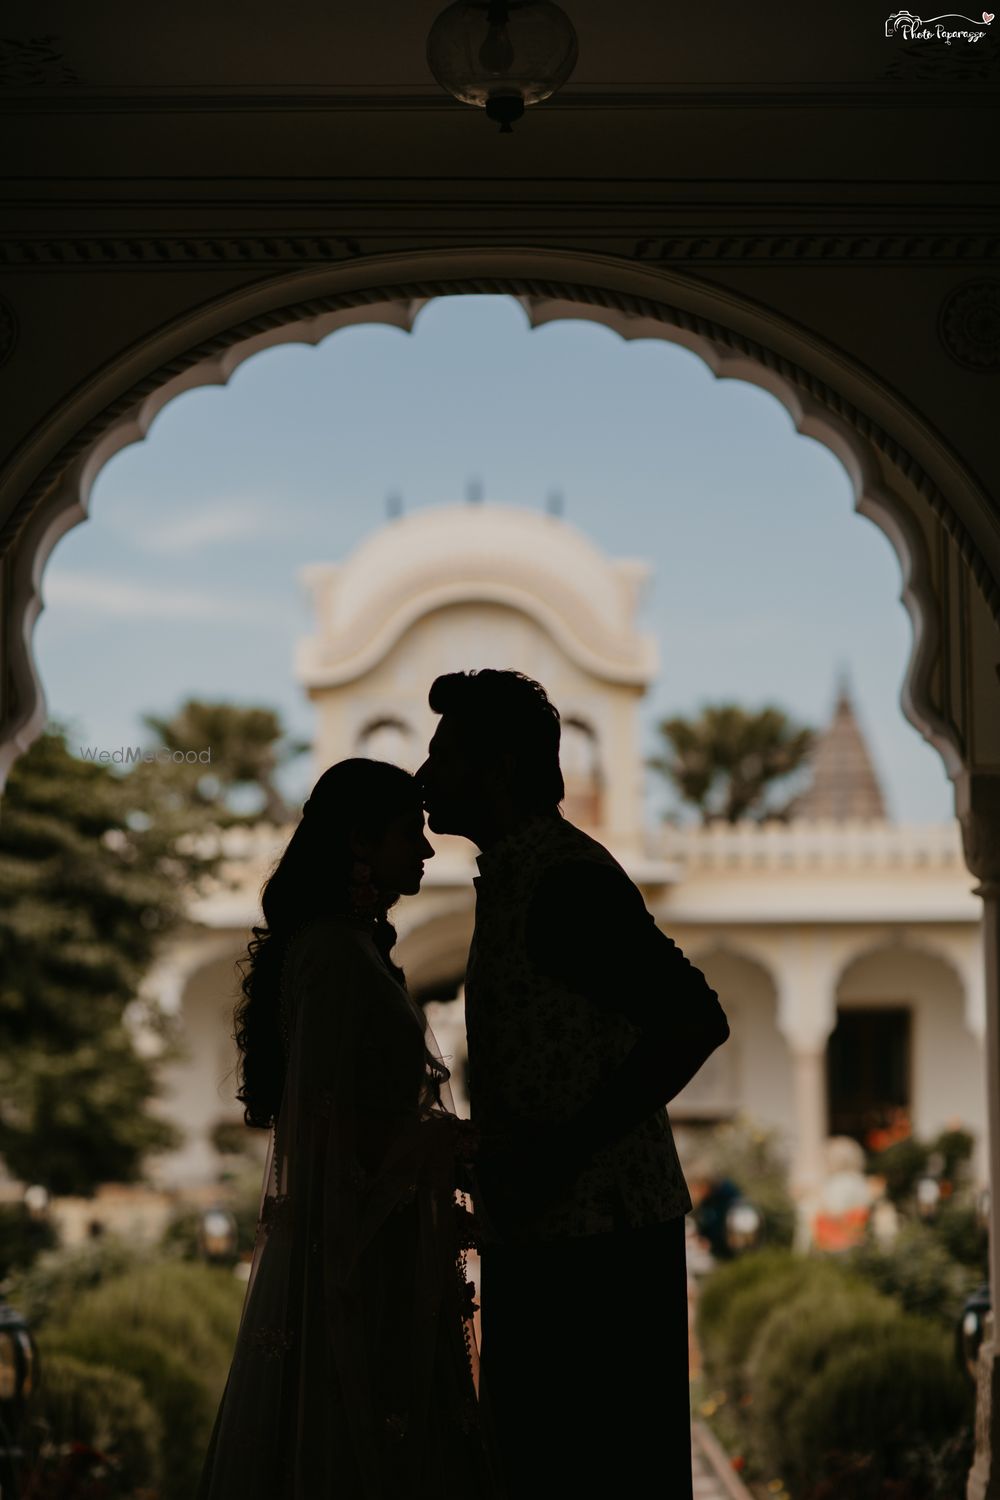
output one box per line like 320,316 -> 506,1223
649,703 -> 815,824
140,699 -> 310,824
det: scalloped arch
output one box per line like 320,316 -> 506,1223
834,933 -> 968,1008
0,248 -> 982,791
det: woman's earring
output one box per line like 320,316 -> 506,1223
348,859 -> 380,922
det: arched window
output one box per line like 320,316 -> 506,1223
561,717 -> 603,827
357,716 -> 416,769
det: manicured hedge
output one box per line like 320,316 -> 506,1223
698,1249 -> 863,1396
745,1279 -> 901,1469
23,1350 -> 162,1493
763,1313 -> 972,1496
39,1259 -> 244,1500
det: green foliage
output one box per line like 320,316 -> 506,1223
3,1233 -> 152,1328
697,1247 -> 797,1366
41,1324 -> 214,1500
747,1280 -> 902,1470
0,1202 -> 59,1279
931,1197 -> 989,1272
844,1219 -> 981,1328
768,1314 -> 972,1497
649,702 -> 815,823
0,723 -> 224,1192
39,1259 -> 242,1500
930,1126 -> 975,1181
699,1250 -> 861,1396
139,697 -> 308,825
866,1134 -> 931,1204
22,1350 -> 162,1496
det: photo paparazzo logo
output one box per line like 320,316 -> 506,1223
885,9 -> 994,41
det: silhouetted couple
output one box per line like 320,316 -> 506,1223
196,668 -> 729,1499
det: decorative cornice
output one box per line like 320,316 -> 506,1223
0,235 -> 362,268
633,233 -> 1000,264
0,232 -> 997,269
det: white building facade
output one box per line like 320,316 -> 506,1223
144,504 -> 986,1198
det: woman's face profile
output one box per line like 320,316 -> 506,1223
359,804 -> 435,898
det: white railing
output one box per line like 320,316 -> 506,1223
659,818 -> 965,872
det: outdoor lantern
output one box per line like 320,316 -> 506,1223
957,1283 -> 991,1384
915,1174 -> 942,1219
426,1 -> 579,133
199,1206 -> 238,1262
725,1199 -> 764,1255
0,1301 -> 38,1498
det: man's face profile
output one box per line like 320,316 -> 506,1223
418,715 -> 480,835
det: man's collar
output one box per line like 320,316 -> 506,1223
475,812 -> 560,879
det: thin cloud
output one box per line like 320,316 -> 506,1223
43,570 -> 276,624
125,499 -> 280,555
103,498 -> 283,558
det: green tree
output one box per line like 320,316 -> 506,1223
138,699 -> 309,824
649,702 -> 815,824
0,723 -> 225,1194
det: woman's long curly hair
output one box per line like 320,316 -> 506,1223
234,757 -> 445,1129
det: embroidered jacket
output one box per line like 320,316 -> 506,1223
466,813 -> 726,1241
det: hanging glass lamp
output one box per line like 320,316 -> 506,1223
427,1 -> 579,133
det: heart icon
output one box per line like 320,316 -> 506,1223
984,10 -> 994,19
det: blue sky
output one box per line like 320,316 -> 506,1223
34,294 -> 954,823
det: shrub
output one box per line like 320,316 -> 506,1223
49,1260 -> 237,1374
930,1126 -> 974,1183
699,1250 -> 860,1396
21,1350 -> 162,1495
3,1233 -> 151,1327
41,1324 -> 217,1500
779,1316 -> 973,1497
845,1219 -> 980,1328
868,1135 -> 930,1204
138,1258 -> 246,1349
747,1279 -> 901,1470
40,1260 -> 242,1500
160,1201 -> 204,1259
931,1197 -> 989,1272
697,1248 -> 797,1377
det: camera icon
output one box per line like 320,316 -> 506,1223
885,9 -> 922,34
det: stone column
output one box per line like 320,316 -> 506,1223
789,1046 -> 829,1196
958,773 -> 1000,1500
771,931 -> 841,1249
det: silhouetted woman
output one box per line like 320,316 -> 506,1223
196,759 -> 501,1499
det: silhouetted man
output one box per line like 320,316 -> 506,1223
417,669 -> 729,1500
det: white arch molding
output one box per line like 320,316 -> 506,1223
0,247 -> 988,796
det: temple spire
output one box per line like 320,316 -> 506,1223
795,673 -> 887,822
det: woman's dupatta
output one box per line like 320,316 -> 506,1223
196,914 -> 502,1500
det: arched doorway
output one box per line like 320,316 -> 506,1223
2,247 -> 998,1486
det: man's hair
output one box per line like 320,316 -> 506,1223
428,669 -> 565,813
